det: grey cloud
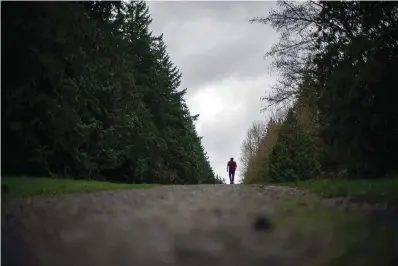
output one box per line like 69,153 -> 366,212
148,1 -> 278,92
198,88 -> 266,180
177,33 -> 272,91
148,1 -> 276,24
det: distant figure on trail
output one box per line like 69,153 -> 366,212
227,157 -> 237,184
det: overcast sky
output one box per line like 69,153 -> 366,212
147,1 -> 279,183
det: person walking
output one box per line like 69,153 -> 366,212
227,157 -> 237,184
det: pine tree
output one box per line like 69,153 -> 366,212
2,0 -> 217,184
268,110 -> 320,182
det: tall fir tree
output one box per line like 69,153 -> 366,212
2,0 -> 218,184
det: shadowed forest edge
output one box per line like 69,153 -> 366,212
240,1 -> 398,199
1,1 -> 224,185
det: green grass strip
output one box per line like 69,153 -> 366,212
281,178 -> 398,203
1,177 -> 157,198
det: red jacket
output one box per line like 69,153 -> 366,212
227,161 -> 237,172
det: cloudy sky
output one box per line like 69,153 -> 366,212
146,1 -> 279,183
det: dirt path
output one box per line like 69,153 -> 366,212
2,184 -> 397,266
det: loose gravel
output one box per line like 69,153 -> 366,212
2,184 -> 397,266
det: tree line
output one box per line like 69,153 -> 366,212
241,1 -> 398,183
2,1 -> 224,184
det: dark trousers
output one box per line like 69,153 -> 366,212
228,171 -> 235,184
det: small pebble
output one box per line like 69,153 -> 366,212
253,216 -> 272,231
213,208 -> 222,216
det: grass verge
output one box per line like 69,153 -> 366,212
273,196 -> 398,266
1,177 -> 157,198
281,178 -> 398,204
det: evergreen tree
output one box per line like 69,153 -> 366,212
268,110 -> 320,182
250,1 -> 398,179
1,0 -> 218,184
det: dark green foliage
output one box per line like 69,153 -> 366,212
311,1 -> 398,177
213,174 -> 226,184
1,1 -> 217,184
250,1 -> 398,180
268,110 -> 320,182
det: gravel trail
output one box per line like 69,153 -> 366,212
2,184 -> 397,266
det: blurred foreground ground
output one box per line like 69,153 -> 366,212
2,184 -> 397,266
